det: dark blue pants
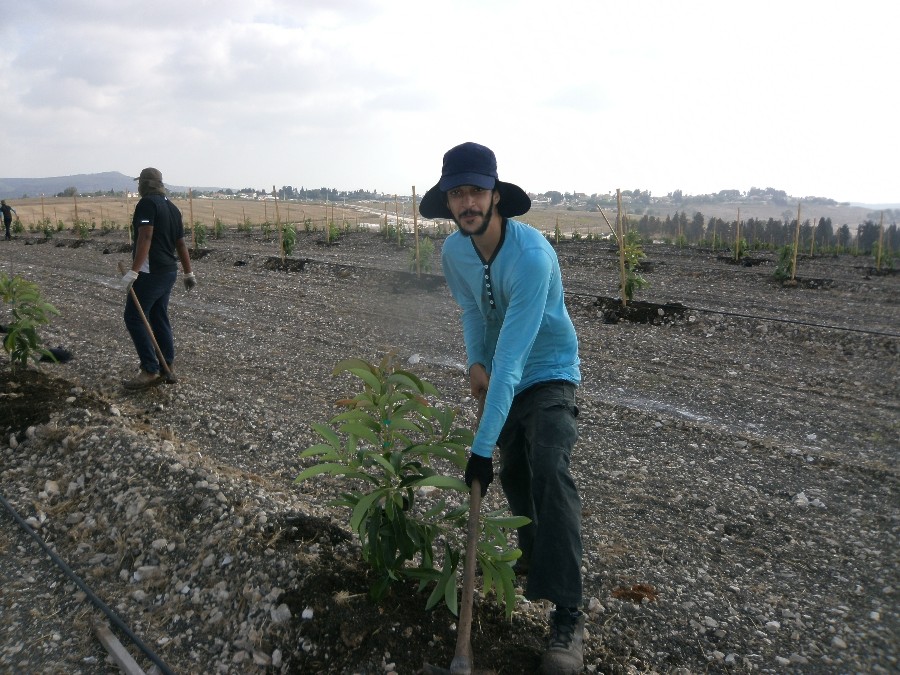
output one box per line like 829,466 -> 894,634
123,270 -> 177,374
497,381 -> 582,608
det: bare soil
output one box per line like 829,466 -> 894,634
0,225 -> 897,674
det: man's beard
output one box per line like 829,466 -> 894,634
453,199 -> 494,237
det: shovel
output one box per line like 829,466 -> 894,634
117,261 -> 175,383
422,394 -> 495,675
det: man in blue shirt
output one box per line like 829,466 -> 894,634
420,142 -> 584,674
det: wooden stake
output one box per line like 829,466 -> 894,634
73,193 -> 79,228
273,185 -> 283,262
412,186 -> 420,276
876,211 -> 885,271
734,208 -> 741,261
597,208 -> 617,241
617,189 -> 627,308
791,202 -> 801,281
189,189 -> 196,251
392,196 -> 399,245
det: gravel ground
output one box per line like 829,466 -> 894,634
0,227 -> 898,674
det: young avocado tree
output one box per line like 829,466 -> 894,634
296,355 -> 528,617
0,273 -> 60,370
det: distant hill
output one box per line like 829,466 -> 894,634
0,172 -> 218,199
0,172 -> 136,198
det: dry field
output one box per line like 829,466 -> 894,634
5,195 -> 886,244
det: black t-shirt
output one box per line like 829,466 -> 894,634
131,194 -> 184,273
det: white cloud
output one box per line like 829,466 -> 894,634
0,0 -> 897,203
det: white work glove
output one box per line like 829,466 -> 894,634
183,272 -> 197,291
120,269 -> 139,292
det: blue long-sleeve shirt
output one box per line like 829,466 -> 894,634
442,218 -> 580,457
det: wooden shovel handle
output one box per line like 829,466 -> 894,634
451,478 -> 481,675
451,392 -> 487,674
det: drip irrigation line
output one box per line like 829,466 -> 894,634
564,291 -> 900,338
0,491 -> 175,675
683,305 -> 900,338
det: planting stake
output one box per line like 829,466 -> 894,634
876,211 -> 885,271
791,202 -> 801,281
273,186 -> 284,263
73,193 -> 79,229
394,195 -> 401,245
617,189 -> 628,307
734,208 -> 741,261
189,189 -> 196,252
412,185 -> 420,276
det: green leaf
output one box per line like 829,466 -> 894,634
350,491 -> 384,533
349,367 -> 383,393
338,422 -> 381,446
480,557 -> 495,598
443,569 -> 459,616
294,463 -> 361,482
333,358 -> 376,376
298,444 -> 339,459
387,371 -> 425,392
411,475 -> 468,491
368,452 -> 396,476
484,515 -> 532,529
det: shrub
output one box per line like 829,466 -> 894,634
193,222 -> 207,247
622,229 -> 649,301
282,224 -> 297,257
73,220 -> 91,240
0,273 -> 60,369
774,245 -> 794,280
408,236 -> 435,273
214,218 -> 225,239
296,355 -> 527,616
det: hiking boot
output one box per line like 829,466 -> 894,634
162,365 -> 178,385
540,609 -> 585,674
123,369 -> 162,390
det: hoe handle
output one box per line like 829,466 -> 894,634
450,478 -> 481,675
450,392 -> 486,675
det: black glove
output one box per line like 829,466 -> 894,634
464,454 -> 493,497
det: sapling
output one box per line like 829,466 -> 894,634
296,355 -> 528,617
622,229 -> 649,302
0,273 -> 60,370
193,222 -> 207,247
282,224 -> 297,257
408,236 -> 435,273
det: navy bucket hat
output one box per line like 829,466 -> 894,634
419,142 -> 531,220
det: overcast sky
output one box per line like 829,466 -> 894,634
1,1 -> 896,205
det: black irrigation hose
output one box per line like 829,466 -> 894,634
0,491 -> 176,675
565,290 -> 900,339
680,305 -> 900,338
